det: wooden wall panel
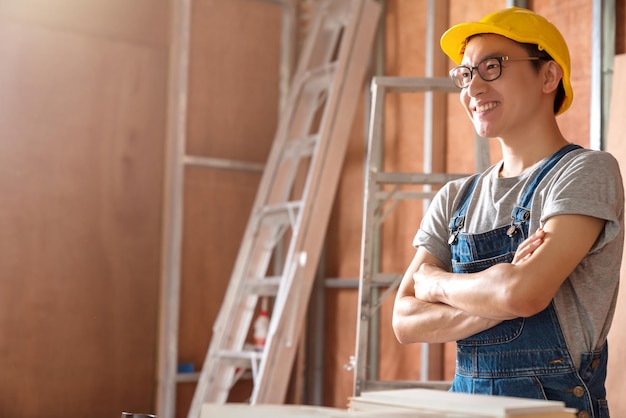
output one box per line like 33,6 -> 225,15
186,0 -> 281,161
0,3 -> 168,417
531,0 -> 592,148
604,53 -> 626,418
0,0 -> 168,48
618,0 -> 626,54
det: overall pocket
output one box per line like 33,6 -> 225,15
457,317 -> 525,345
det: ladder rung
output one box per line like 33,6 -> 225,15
372,76 -> 459,93
214,349 -> 263,365
285,134 -> 320,159
175,370 -> 254,383
259,201 -> 303,225
246,277 -> 281,296
182,155 -> 264,173
374,190 -> 437,201
369,273 -> 401,287
373,172 -> 469,185
176,368 -> 258,385
298,62 -> 339,91
176,372 -> 200,383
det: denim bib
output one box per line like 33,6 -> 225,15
447,144 -> 608,417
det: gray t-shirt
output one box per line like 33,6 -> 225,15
414,148 -> 624,368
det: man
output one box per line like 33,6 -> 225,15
392,7 -> 624,418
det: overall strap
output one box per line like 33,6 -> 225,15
448,174 -> 480,245
507,143 -> 583,237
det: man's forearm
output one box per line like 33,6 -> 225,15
415,263 -> 524,320
392,294 -> 501,344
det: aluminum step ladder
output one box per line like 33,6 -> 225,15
352,75 -> 491,396
185,1 -> 381,416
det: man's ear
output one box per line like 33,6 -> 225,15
542,61 -> 563,94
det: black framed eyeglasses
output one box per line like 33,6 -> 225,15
449,56 -> 541,89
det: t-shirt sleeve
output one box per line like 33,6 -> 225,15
413,179 -> 467,270
541,150 -> 624,251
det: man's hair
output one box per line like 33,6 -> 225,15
519,42 -> 566,114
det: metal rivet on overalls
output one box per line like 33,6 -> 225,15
572,385 -> 585,397
448,233 -> 457,245
577,410 -> 590,418
591,358 -> 600,368
506,224 -> 518,237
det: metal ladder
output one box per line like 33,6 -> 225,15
352,76 -> 470,396
352,75 -> 490,396
183,1 -> 381,416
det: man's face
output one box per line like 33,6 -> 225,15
459,34 -> 546,140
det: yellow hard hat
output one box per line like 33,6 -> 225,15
440,7 -> 572,115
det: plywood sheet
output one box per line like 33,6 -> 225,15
0,16 -> 166,418
0,0 -> 169,48
604,53 -> 626,418
186,0 -> 282,162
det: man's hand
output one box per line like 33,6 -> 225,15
512,228 -> 546,265
392,247 -> 502,344
413,228 -> 546,304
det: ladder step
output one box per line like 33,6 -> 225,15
371,173 -> 472,202
371,76 -> 459,93
258,201 -> 303,226
175,370 -> 254,383
369,273 -> 401,287
375,190 -> 437,201
297,62 -> 339,91
373,172 -> 468,185
246,277 -> 281,296
182,155 -> 264,173
284,134 -> 320,159
176,372 -> 200,383
214,348 -> 263,365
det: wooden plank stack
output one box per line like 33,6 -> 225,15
201,388 -> 576,417
348,388 -> 576,417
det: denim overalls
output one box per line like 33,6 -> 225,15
447,144 -> 609,418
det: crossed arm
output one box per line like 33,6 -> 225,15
392,214 -> 605,344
